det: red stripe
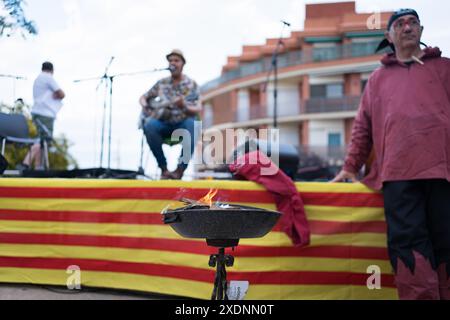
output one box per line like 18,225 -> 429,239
0,187 -> 274,203
302,192 -> 384,208
0,187 -> 383,208
0,233 -> 389,260
307,220 -> 387,235
272,220 -> 386,234
0,209 -> 386,235
0,256 -> 396,287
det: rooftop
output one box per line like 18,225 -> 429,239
201,1 -> 392,93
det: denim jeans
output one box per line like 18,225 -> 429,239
143,117 -> 197,170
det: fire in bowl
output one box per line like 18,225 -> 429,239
164,204 -> 281,240
162,190 -> 282,300
163,190 -> 281,247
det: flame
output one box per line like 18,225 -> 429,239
198,189 -> 219,207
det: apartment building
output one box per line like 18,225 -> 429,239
199,2 -> 392,174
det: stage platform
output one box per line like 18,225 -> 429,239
0,178 -> 397,300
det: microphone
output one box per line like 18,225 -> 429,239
281,20 -> 291,27
167,65 -> 177,72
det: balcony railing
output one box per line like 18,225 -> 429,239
304,96 -> 361,114
250,105 -> 268,119
201,40 -> 381,93
233,104 -> 301,123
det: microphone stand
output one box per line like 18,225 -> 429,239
263,21 -> 290,129
0,74 -> 27,104
74,59 -> 170,176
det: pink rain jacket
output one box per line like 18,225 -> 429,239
344,47 -> 450,190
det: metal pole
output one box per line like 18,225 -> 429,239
273,52 -> 278,128
99,77 -> 108,168
108,76 -> 114,172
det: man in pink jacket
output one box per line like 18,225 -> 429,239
333,9 -> 450,300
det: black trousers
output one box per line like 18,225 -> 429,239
383,180 -> 450,274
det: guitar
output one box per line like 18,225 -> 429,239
138,92 -> 199,129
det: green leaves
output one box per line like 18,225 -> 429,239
1,0 -> 37,37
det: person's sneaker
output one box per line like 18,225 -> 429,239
15,163 -> 30,171
161,170 -> 174,180
171,166 -> 186,180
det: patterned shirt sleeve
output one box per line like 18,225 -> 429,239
144,80 -> 160,99
185,80 -> 200,108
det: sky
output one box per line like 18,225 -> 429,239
1,0 -> 449,177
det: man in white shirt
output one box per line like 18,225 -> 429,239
18,62 -> 65,170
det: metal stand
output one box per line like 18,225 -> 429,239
138,118 -> 146,175
209,248 -> 235,301
74,57 -> 170,175
34,118 -> 53,171
263,21 -> 291,129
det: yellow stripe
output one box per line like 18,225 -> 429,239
0,268 -> 397,300
247,285 -> 398,300
0,178 -> 378,194
0,179 -> 266,191
0,220 -> 387,247
0,219 -> 191,240
242,232 -> 387,247
0,244 -> 392,273
296,182 -> 378,194
234,256 -> 392,273
0,198 -> 277,213
0,268 -> 212,300
305,205 -> 385,222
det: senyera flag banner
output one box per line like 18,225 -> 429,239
0,179 -> 397,300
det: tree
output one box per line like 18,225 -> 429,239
2,101 -> 78,170
0,0 -> 37,37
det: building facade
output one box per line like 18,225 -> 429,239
199,2 -> 392,175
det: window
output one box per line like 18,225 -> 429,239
203,104 -> 214,128
328,133 -> 342,147
326,84 -> 343,98
328,133 -> 342,159
311,84 -> 343,98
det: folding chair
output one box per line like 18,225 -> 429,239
0,153 -> 7,174
0,112 -> 50,170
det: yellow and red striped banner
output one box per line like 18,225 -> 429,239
0,179 -> 397,300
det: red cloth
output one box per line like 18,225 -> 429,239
344,47 -> 450,190
229,150 -> 310,247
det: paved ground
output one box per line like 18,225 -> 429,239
0,284 -> 181,300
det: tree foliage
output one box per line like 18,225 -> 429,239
0,0 -> 37,37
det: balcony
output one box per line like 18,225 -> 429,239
250,105 -> 268,119
235,104 -> 301,123
304,96 -> 361,114
201,40 -> 381,93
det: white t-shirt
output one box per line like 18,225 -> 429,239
31,72 -> 63,119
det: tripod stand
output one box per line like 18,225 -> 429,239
209,247 -> 235,300
74,57 -> 170,176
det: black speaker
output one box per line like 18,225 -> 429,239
0,154 -> 8,175
232,139 -> 299,180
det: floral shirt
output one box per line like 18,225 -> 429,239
144,75 -> 200,124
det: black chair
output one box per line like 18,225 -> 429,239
0,112 -> 50,170
0,153 -> 7,174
